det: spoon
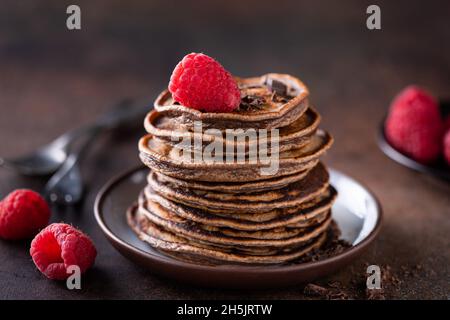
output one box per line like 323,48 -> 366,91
0,126 -> 86,176
43,101 -> 150,205
0,99 -> 143,176
44,126 -> 101,205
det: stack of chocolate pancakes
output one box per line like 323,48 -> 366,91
128,73 -> 337,265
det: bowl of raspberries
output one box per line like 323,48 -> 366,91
379,85 -> 450,181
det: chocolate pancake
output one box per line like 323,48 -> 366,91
139,193 -> 331,240
149,164 -> 315,194
147,162 -> 329,214
144,107 -> 320,153
136,195 -> 332,248
141,185 -> 337,230
128,70 -> 339,266
154,74 -> 309,130
133,205 -> 325,257
134,199 -> 322,252
128,205 -> 327,265
139,130 -> 333,182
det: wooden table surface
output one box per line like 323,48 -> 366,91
0,0 -> 449,299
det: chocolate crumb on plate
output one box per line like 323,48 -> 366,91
366,288 -> 385,300
303,283 -> 329,297
292,220 -> 352,264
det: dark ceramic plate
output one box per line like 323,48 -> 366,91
378,118 -> 450,182
94,166 -> 382,289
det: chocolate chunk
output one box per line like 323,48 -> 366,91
267,78 -> 287,96
265,77 -> 293,103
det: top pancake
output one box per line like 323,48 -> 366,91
154,73 -> 309,130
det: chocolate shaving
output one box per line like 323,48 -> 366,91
239,95 -> 266,111
239,84 -> 265,90
328,291 -> 350,300
302,256 -> 417,300
271,91 -> 289,103
363,264 -> 403,300
303,284 -> 329,297
366,288 -> 385,300
303,283 -> 350,300
291,221 -> 352,264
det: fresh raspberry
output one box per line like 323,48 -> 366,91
444,115 -> 450,132
0,189 -> 51,240
168,53 -> 241,113
30,223 -> 96,280
444,130 -> 450,166
385,86 -> 444,164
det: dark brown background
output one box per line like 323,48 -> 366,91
0,0 -> 449,299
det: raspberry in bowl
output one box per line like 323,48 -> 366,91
379,85 -> 450,181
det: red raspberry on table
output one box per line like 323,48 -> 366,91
444,130 -> 450,166
30,223 -> 97,280
385,85 -> 444,164
168,53 -> 241,113
0,189 -> 51,240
